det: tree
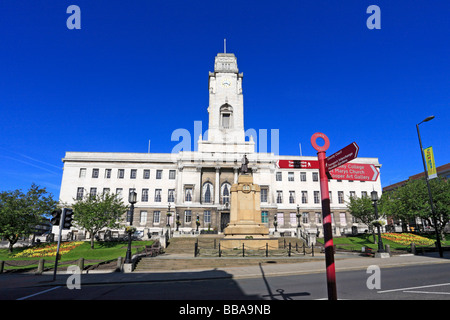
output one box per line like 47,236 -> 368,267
381,177 -> 449,240
0,184 -> 57,253
346,195 -> 378,242
72,192 -> 128,249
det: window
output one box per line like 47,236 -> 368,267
313,172 -> 318,182
102,188 -> 110,195
185,187 -> 192,202
277,213 -> 284,226
288,172 -> 294,182
76,187 -> 84,200
221,183 -> 231,204
338,191 -> 344,204
140,211 -> 147,224
222,114 -> 230,128
315,212 -> 322,224
185,210 -> 192,223
168,189 -> 175,203
130,169 -> 137,179
261,211 -> 268,223
340,213 -> 347,225
361,191 -> 368,198
156,170 -> 162,179
105,169 -> 111,178
118,169 -> 124,179
90,187 -> 97,197
154,189 -> 161,202
302,191 -> 308,204
141,189 -> 149,202
300,172 -> 306,182
260,187 -> 268,203
204,210 -> 211,224
276,172 -> 282,181
314,191 -> 320,204
289,191 -> 295,204
202,182 -> 213,203
290,213 -> 297,226
276,191 -> 283,204
92,168 -> 99,178
329,191 -> 332,203
79,168 -> 86,178
116,188 -> 123,198
169,170 -> 176,179
153,211 -> 160,224
143,169 -> 150,179
349,191 -> 356,199
302,212 -> 309,224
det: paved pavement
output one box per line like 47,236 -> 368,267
1,251 -> 449,290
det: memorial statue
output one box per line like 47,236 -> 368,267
241,154 -> 249,174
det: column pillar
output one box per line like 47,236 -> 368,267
215,167 -> 220,204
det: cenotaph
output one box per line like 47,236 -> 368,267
221,155 -> 279,250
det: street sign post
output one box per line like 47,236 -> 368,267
328,163 -> 379,181
326,142 -> 359,172
310,132 -> 337,301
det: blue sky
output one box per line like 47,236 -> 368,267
0,0 -> 449,198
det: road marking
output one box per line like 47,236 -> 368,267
378,282 -> 450,294
16,286 -> 61,300
403,290 -> 450,295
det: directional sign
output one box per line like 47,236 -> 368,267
326,142 -> 359,172
328,163 -> 379,181
277,160 -> 319,169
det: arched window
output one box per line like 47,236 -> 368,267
221,182 -> 231,205
220,104 -> 233,129
202,182 -> 214,204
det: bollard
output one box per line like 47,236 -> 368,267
0,261 -> 4,274
312,244 -> 314,257
117,256 -> 123,272
36,259 -> 45,275
266,243 -> 268,257
385,244 -> 391,255
194,242 -> 198,257
77,257 -> 84,271
288,243 -> 291,257
303,242 -> 306,255
219,242 -> 221,257
242,243 -> 245,257
411,242 -> 416,255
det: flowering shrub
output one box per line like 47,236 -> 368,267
381,233 -> 434,246
14,241 -> 84,258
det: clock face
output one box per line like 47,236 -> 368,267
221,79 -> 231,87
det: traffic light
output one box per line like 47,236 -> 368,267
63,208 -> 74,230
51,209 -> 62,226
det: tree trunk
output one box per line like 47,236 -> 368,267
90,236 -> 95,249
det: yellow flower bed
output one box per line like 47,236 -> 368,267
14,241 -> 84,258
381,233 -> 435,246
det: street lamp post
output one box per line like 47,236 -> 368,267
371,191 -> 385,253
167,203 -> 171,227
416,115 -> 443,258
125,190 -> 137,264
296,204 -> 301,228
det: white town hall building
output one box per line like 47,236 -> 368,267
58,51 -> 382,240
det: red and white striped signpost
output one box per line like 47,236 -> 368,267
310,132 -> 337,300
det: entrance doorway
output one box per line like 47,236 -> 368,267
220,212 -> 230,232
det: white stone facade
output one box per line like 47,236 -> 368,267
58,52 -> 382,239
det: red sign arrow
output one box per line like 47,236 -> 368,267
326,142 -> 359,172
277,160 -> 319,169
328,163 -> 379,181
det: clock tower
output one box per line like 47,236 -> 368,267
198,52 -> 255,154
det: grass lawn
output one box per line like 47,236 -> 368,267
316,233 -> 449,252
0,240 -> 155,271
